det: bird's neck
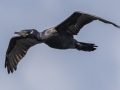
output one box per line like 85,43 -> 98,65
29,31 -> 43,42
36,32 -> 47,42
37,32 -> 45,42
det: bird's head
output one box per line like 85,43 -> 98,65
14,29 -> 38,37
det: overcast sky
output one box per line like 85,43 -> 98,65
0,0 -> 120,90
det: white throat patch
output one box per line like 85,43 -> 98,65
30,30 -> 34,34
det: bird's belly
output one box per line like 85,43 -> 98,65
45,35 -> 74,49
45,39 -> 69,49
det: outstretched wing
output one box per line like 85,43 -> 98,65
5,36 -> 39,74
55,11 -> 120,35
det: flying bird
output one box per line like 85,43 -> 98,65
5,11 -> 120,74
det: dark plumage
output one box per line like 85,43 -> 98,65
5,11 -> 120,74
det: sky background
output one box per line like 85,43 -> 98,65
0,0 -> 120,90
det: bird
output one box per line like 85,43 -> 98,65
5,11 -> 120,74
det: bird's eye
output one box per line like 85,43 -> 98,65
30,30 -> 34,34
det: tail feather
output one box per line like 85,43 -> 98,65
75,42 -> 97,52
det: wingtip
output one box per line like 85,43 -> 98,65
117,25 -> 120,28
7,69 -> 14,74
112,23 -> 120,28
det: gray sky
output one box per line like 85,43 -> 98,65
0,0 -> 120,90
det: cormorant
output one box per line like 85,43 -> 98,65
5,11 -> 120,74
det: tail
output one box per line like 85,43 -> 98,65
75,42 -> 98,52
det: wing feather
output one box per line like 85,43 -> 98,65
5,36 -> 39,74
55,11 -> 120,35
